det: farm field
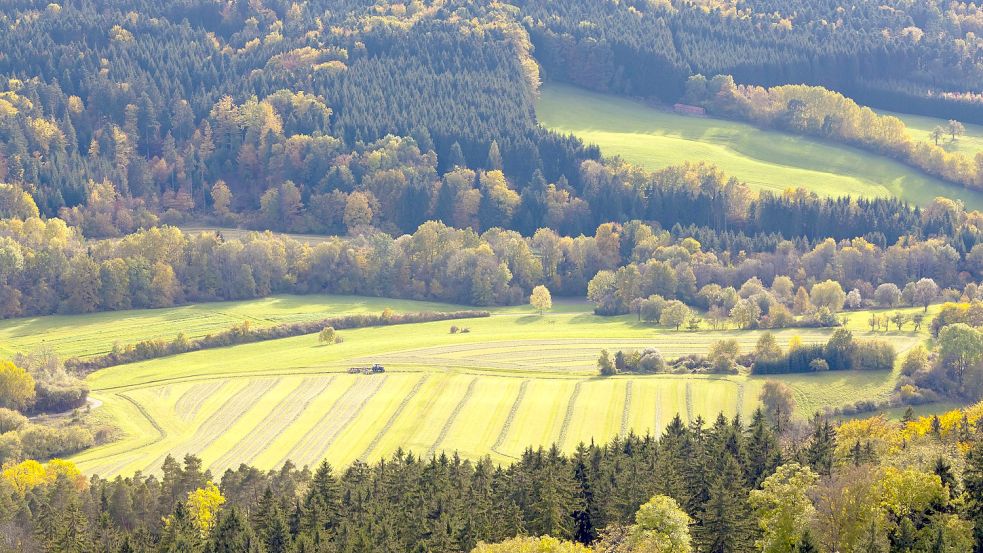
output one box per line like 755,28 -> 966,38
42,295 -> 941,478
0,294 -> 462,359
536,82 -> 983,211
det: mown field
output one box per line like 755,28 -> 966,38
14,295 -> 935,477
536,82 -> 983,211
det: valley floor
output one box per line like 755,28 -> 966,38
0,295 -> 943,477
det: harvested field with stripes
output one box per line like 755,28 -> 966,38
31,295 -> 937,477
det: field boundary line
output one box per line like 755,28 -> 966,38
491,380 -> 529,458
81,392 -> 167,476
282,376 -> 387,468
556,381 -> 583,449
212,376 -> 336,472
357,375 -> 429,462
427,377 -> 478,458
620,381 -> 633,437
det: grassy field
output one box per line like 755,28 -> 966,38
0,294 -> 461,359
876,109 -> 983,157
32,295 -> 944,477
536,83 -> 983,211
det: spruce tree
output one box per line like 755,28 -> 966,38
210,508 -> 256,553
964,439 -> 983,552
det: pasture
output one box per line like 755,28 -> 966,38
876,109 -> 983,157
29,295 -> 935,477
536,82 -> 983,211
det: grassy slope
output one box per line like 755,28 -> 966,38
536,83 -> 983,211
45,295 -> 947,477
876,109 -> 983,157
0,294 -> 462,359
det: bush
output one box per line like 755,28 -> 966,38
450,325 -> 459,334
809,358 -> 829,371
31,380 -> 89,414
18,424 -> 94,460
0,408 -> 28,433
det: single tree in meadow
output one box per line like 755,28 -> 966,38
660,301 -> 691,331
318,327 -> 337,345
760,381 -> 796,431
948,119 -> 965,141
530,285 -> 552,315
932,125 -> 946,145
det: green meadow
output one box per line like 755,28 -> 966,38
0,295 -> 937,477
536,82 -> 983,211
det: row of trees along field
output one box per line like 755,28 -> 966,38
2,402 -> 983,552
522,0 -> 983,122
0,196 -> 981,318
683,75 -> 983,191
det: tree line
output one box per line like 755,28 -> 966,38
2,401 -> 983,552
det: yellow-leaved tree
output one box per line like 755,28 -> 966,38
187,481 -> 225,537
0,360 -> 35,411
530,284 -> 552,315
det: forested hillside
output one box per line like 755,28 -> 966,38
523,0 -> 983,120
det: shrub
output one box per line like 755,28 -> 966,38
18,424 -> 93,460
31,380 -> 89,414
0,408 -> 28,433
809,358 -> 829,372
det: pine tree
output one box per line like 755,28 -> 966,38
696,454 -> 755,553
796,529 -> 819,553
964,439 -> 983,552
210,508 -> 256,553
805,414 -> 836,476
305,460 -> 341,534
263,505 -> 292,553
745,409 -> 781,487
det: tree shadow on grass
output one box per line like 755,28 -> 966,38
514,315 -> 545,324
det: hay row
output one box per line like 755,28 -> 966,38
491,380 -> 529,456
357,375 -> 429,462
557,382 -> 583,449
284,376 -> 387,468
620,381 -> 633,437
174,380 -> 228,423
211,377 -> 336,473
143,378 -> 277,473
427,377 -> 478,458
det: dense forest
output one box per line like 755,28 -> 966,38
523,0 -> 983,121
2,403 -> 983,553
1,0 -> 982,231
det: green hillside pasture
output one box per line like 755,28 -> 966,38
536,82 -> 983,211
876,109 -> 983,157
0,294 -> 461,359
70,304 -> 927,476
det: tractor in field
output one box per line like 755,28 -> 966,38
347,363 -> 385,374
